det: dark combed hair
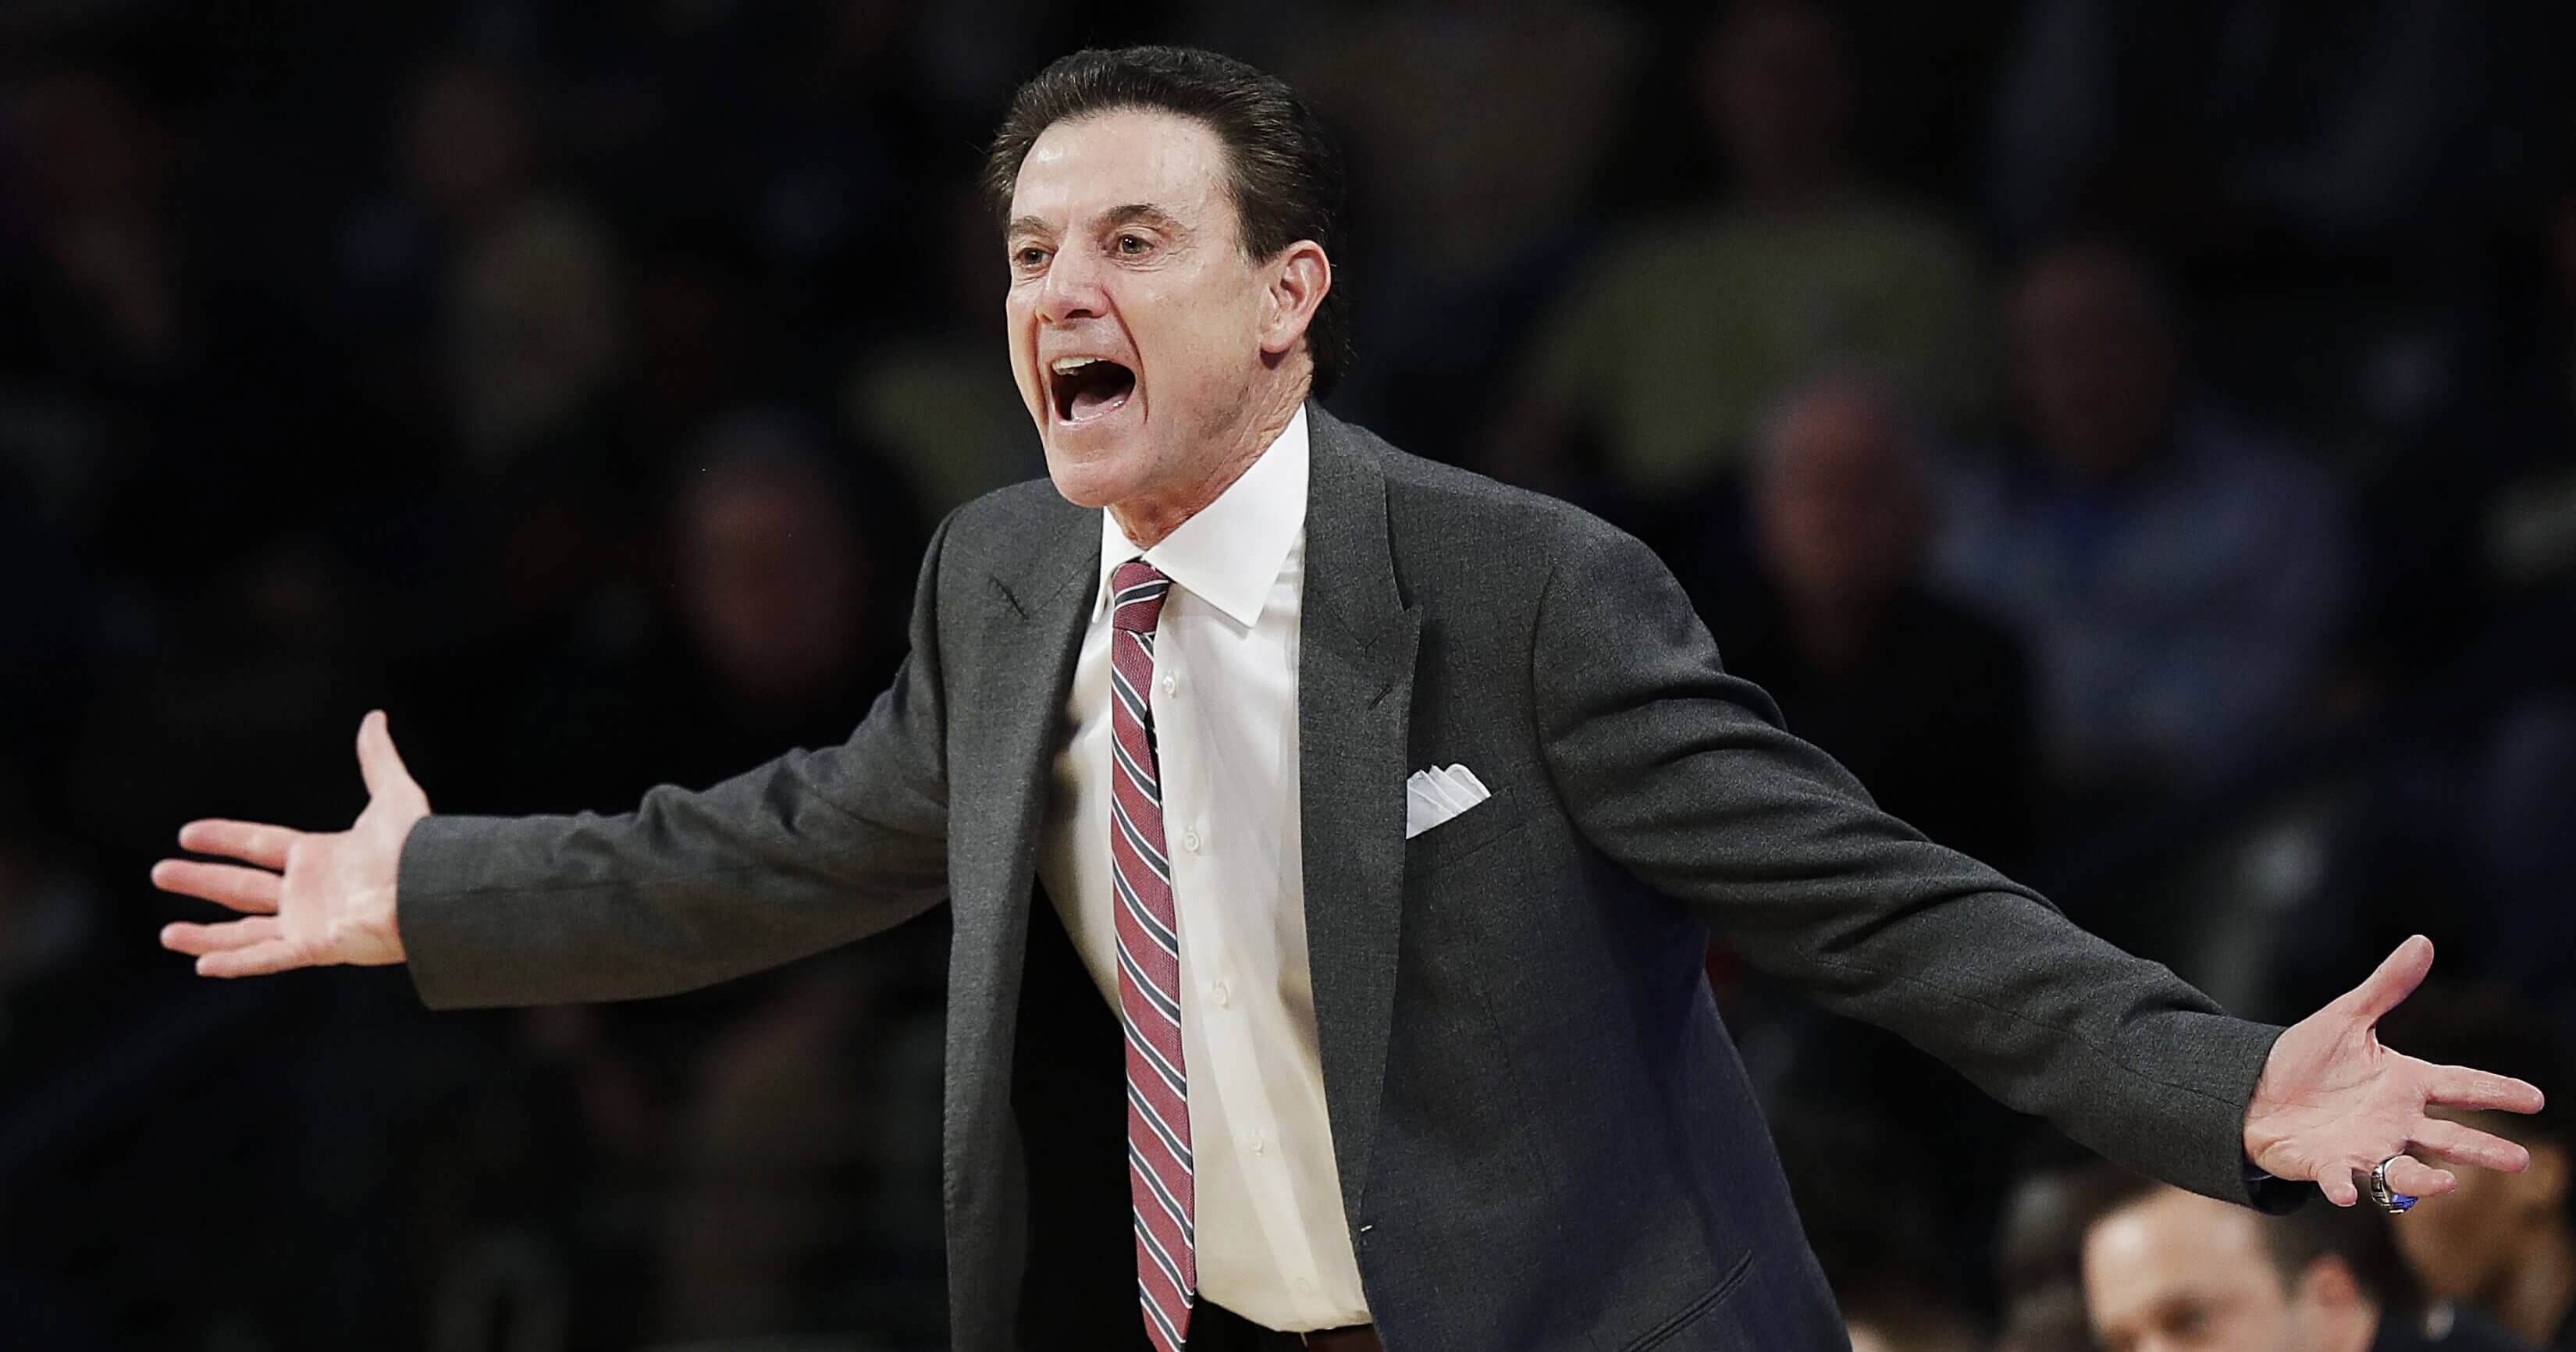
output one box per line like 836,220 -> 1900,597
2067,1162 -> 2426,1318
981,44 -> 1354,397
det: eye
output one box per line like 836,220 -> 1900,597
1013,245 -> 1050,270
1115,233 -> 1150,256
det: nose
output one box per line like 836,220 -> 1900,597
1036,244 -> 1108,326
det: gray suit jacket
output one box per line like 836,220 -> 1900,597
398,404 -> 2290,1350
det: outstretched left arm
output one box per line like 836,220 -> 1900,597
1528,514 -> 2542,1210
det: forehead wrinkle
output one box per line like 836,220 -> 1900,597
1012,110 -> 1235,242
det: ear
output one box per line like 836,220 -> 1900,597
1258,240 -> 1332,361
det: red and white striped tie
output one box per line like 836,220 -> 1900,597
1108,559 -> 1196,1351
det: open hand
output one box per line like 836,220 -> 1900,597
153,710 -> 428,977
2243,934 -> 2546,1206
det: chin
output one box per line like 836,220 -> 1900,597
1041,439 -> 1145,510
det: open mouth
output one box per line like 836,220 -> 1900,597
1048,357 -> 1137,424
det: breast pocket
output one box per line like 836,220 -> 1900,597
1403,787 -> 1540,880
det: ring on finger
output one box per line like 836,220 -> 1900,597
2367,1155 -> 2417,1215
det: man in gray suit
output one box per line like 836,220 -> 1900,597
154,46 -> 2541,1352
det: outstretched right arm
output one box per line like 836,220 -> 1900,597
158,513 -> 959,1009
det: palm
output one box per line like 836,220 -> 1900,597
155,710 -> 428,977
2243,935 -> 2546,1206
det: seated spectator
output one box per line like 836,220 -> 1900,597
1700,377 -> 2043,1289
1997,1148 -> 2143,1352
1503,0 -> 1991,521
1707,369 -> 2037,866
443,406 -> 918,816
2377,988 -> 2576,1348
1279,0 -> 1639,462
341,57 -> 624,479
1932,240 -> 2352,814
839,181 -> 1046,518
2076,1164 -> 2530,1351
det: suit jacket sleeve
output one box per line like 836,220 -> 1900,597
1530,516 -> 2298,1211
394,511 -> 957,1010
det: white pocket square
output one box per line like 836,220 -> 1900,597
1404,763 -> 1492,839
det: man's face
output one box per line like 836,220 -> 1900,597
1003,108 -> 1277,511
2081,1190 -> 2332,1352
1756,390 -> 1926,610
1699,0 -> 1850,192
2011,246 -> 2179,481
678,464 -> 863,704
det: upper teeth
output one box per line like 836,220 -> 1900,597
1051,357 -> 1105,375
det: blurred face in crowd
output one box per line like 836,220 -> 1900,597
17,70 -> 169,224
1756,382 -> 1928,615
1003,108 -> 1327,542
2081,1187 -> 2375,1352
1699,0 -> 1852,201
2012,244 -> 2182,482
677,460 -> 866,706
407,61 -> 531,226
2388,1112 -> 2568,1315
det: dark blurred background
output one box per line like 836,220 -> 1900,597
3,1 -> 2574,1349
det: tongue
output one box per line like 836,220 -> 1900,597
1069,369 -> 1133,419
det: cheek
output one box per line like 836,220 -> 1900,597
1134,276 -> 1258,373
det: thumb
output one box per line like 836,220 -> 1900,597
355,709 -> 422,803
2340,934 -> 2435,1025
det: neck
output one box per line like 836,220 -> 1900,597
2493,1222 -> 2576,1346
1108,379 -> 1304,549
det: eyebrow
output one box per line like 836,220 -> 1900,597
1099,203 -> 1182,233
1004,204 -> 1185,240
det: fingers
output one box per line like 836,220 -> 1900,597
2411,1116 -> 2534,1173
355,709 -> 421,803
162,918 -> 314,976
2340,934 -> 2435,1023
2425,1062 -> 2547,1115
2320,1155 -> 2460,1207
148,859 -> 283,914
2379,1154 -> 2459,1200
161,916 -> 283,955
195,939 -> 311,979
174,819 -> 300,870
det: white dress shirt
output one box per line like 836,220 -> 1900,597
1034,407 -> 1371,1331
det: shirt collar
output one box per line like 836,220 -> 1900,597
1094,404 -> 1309,628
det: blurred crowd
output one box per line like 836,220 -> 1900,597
2,1 -> 2572,1349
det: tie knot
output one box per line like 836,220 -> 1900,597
1110,559 -> 1172,634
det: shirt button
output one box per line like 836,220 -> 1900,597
1181,827 -> 1201,852
1209,980 -> 1231,1008
1160,672 -> 1177,695
1247,1130 -> 1265,1155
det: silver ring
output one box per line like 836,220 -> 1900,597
2368,1155 -> 2417,1215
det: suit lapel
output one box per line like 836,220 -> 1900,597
954,499 -> 1097,1062
1298,404 -> 1421,1217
